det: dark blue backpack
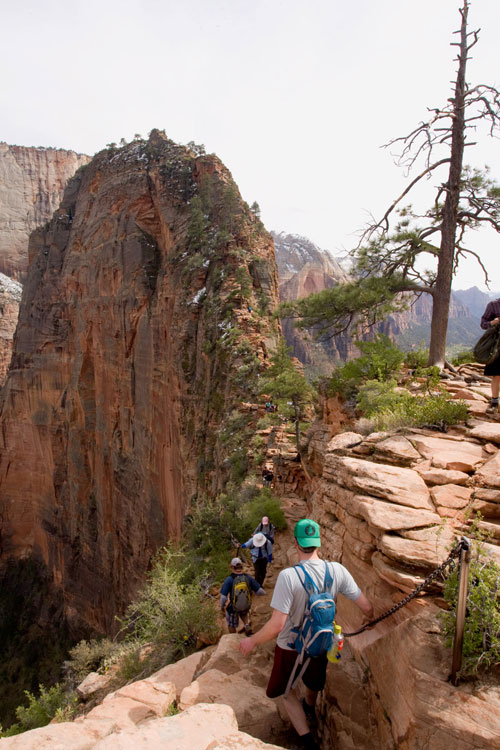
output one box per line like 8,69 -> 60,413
285,563 -> 336,695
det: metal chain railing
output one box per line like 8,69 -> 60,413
344,537 -> 468,638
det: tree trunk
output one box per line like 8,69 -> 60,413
428,1 -> 468,367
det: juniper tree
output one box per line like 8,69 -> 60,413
281,0 -> 500,367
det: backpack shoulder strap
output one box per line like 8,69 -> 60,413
323,562 -> 333,592
294,564 -> 319,595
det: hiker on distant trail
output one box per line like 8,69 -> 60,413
241,532 -> 273,586
480,297 -> 500,415
261,466 -> 274,488
220,557 -> 265,636
239,519 -> 373,750
253,515 -> 276,544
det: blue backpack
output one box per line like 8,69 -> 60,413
285,563 -> 336,695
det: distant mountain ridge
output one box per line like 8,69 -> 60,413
273,230 -> 494,374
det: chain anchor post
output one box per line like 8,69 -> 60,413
450,537 -> 471,686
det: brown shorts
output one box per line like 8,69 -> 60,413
266,645 -> 328,698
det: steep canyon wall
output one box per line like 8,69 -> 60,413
0,131 -> 280,642
0,143 -> 90,280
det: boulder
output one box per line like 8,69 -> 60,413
414,466 -> 470,486
475,451 -> 500,488
101,678 -> 176,715
92,703 -> 239,749
0,718 -> 117,749
372,551 -> 426,593
468,423 -> 500,445
350,494 -> 441,531
410,435 -> 485,472
379,528 -> 454,569
197,634 -> 273,680
148,649 -> 211,701
373,436 -> 422,465
84,696 -> 157,728
326,432 -> 363,453
324,455 -> 434,510
179,669 -> 286,744
76,671 -> 112,699
430,484 -> 473,518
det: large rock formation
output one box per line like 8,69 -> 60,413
0,131 -> 280,644
0,273 -> 22,385
302,383 -> 500,749
0,142 -> 90,280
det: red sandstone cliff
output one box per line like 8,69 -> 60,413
0,131 -> 280,637
0,142 -> 90,280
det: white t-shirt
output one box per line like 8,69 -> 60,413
270,559 -> 362,650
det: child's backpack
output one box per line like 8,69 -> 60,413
231,573 -> 252,612
285,563 -> 336,695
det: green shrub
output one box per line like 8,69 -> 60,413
451,350 -> 477,366
356,379 -> 400,416
357,389 -> 468,432
66,638 -> 120,681
239,488 -> 287,539
119,547 -> 219,662
329,335 -> 405,398
441,527 -> 500,676
1,684 -> 77,737
256,414 -> 280,430
404,347 -> 429,369
413,365 -> 442,393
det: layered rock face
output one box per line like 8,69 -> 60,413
0,131 -> 279,639
0,273 -> 22,385
304,383 -> 500,748
0,142 -> 90,280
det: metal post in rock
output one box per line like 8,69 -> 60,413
450,537 -> 471,686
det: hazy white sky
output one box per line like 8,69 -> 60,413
2,0 -> 500,290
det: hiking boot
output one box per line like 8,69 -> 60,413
486,402 -> 499,415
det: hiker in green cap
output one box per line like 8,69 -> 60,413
239,518 -> 373,750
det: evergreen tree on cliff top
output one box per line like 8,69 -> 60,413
281,0 -> 500,367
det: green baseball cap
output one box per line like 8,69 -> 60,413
294,519 -> 321,548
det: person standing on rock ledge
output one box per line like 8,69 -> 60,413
220,558 -> 265,636
239,519 -> 373,750
480,297 -> 500,415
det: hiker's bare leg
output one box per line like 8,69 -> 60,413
282,689 -> 310,736
492,376 -> 500,399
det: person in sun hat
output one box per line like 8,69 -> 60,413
241,531 -> 273,586
220,557 -> 265,635
238,519 -> 373,750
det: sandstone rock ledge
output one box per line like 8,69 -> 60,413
304,418 -> 500,749
0,637 -> 287,750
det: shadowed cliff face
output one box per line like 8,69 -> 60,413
0,131 -> 279,638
